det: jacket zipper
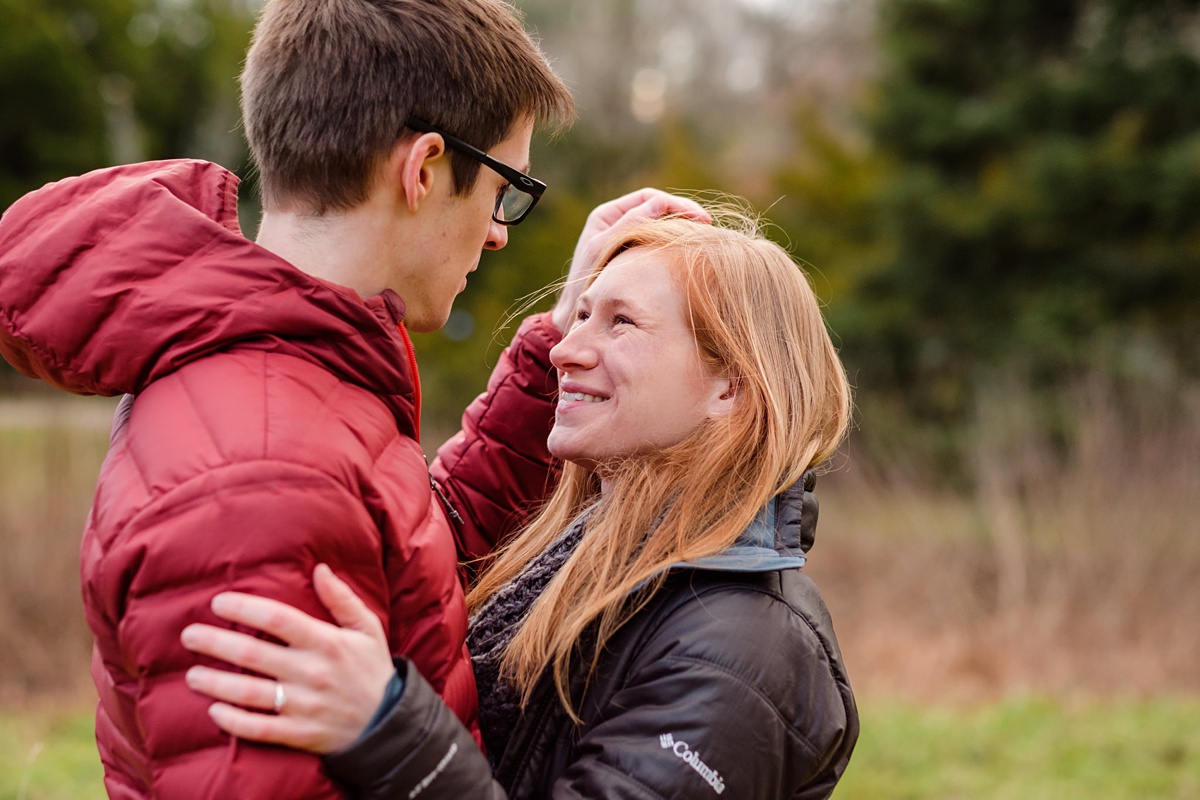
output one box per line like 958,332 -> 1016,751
396,322 -> 422,444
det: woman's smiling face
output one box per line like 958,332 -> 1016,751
547,247 -> 733,472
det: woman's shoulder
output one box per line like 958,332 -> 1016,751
645,569 -> 842,673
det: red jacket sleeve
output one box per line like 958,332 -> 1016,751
430,312 -> 561,566
86,463 -> 392,800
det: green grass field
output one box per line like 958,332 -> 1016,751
836,697 -> 1200,800
0,707 -> 103,800
3,697 -> 1197,799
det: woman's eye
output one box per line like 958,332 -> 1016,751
614,314 -> 633,326
575,310 -> 590,322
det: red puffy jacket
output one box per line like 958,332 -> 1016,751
0,160 -> 560,799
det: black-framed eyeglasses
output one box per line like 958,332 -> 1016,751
407,118 -> 545,226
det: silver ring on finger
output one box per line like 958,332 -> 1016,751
273,681 -> 287,714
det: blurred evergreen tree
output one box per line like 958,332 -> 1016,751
0,0 -> 110,206
0,0 -> 253,391
0,0 -> 251,209
850,0 -> 1200,425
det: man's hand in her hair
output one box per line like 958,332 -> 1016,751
551,189 -> 710,333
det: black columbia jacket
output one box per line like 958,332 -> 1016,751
326,474 -> 859,799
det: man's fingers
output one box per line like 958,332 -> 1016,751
590,188 -> 711,229
312,564 -> 384,636
620,194 -> 710,227
647,193 -> 710,222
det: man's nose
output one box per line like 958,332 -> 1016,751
484,218 -> 509,250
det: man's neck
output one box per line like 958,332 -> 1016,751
255,201 -> 394,298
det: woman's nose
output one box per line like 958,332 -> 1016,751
550,324 -> 597,371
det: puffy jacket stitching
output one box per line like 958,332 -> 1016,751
564,757 -> 666,800
258,351 -> 270,457
628,577 -> 778,660
447,343 -> 548,478
773,590 -> 856,772
653,653 -> 826,762
111,467 -> 383,752
171,357 -> 259,461
113,406 -> 155,506
443,436 -> 543,533
143,357 -> 404,489
102,468 -> 375,637
435,321 -> 555,554
118,459 -> 378,554
0,303 -> 58,373
256,352 -> 391,462
116,352 -> 397,534
261,350 -> 406,462
1,200 -> 144,368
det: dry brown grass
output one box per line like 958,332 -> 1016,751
809,374 -> 1200,704
0,397 -> 115,708
1,379 -> 1197,709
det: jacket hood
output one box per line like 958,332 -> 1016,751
0,159 -> 415,422
675,469 -> 819,574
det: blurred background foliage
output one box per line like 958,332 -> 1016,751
0,0 -> 250,206
2,0 -> 1198,468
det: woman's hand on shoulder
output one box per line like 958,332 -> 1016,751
180,564 -> 395,754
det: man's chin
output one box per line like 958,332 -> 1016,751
406,309 -> 452,335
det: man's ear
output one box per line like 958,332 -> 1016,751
393,132 -> 446,213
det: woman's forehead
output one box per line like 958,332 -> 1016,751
585,249 -> 678,301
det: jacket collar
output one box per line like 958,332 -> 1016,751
673,470 -> 819,574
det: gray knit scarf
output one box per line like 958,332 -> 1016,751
467,510 -> 591,767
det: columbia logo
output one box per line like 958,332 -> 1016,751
657,732 -> 725,795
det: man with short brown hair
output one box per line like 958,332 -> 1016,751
240,0 -> 574,215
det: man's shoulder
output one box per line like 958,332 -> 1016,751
126,348 -> 411,468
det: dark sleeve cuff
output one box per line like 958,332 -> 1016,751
351,666 -> 406,748
324,660 -> 503,800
